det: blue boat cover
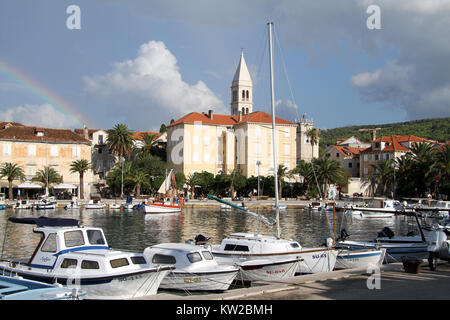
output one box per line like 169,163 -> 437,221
8,216 -> 79,227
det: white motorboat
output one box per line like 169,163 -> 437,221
306,201 -> 325,211
143,242 -> 239,292
337,216 -> 431,263
220,204 -> 232,211
334,247 -> 386,270
85,198 -> 106,209
14,200 -> 34,210
345,199 -> 402,218
108,203 -> 122,210
64,201 -> 81,209
0,217 -> 172,299
35,196 -> 57,210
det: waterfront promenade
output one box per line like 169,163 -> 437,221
135,261 -> 450,300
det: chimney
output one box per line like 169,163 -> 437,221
208,109 -> 213,120
370,130 -> 376,141
238,111 -> 242,122
83,124 -> 89,140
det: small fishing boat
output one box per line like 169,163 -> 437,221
35,196 -> 57,210
108,203 -> 122,210
14,200 -> 34,210
220,204 -> 232,211
64,197 -> 81,209
0,275 -> 84,300
345,199 -> 403,218
0,217 -> 172,299
337,213 -> 431,263
306,201 -> 325,211
84,198 -> 106,209
143,242 -> 239,292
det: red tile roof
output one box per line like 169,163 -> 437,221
131,131 -> 161,140
330,146 -> 366,157
0,126 -> 91,144
168,111 -> 296,127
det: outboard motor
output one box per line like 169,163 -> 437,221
378,227 -> 395,239
194,234 -> 210,245
339,229 -> 350,241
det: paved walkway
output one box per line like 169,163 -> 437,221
134,261 -> 450,300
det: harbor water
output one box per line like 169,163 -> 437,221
0,207 -> 419,260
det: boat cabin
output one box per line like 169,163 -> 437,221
7,217 -> 109,270
144,243 -> 217,271
213,233 -> 302,255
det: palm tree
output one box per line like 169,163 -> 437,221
313,157 -> 345,199
432,144 -> 450,197
130,169 -> 149,197
138,133 -> 157,155
106,124 -> 135,160
186,173 -> 198,199
292,160 -> 314,194
305,128 -> 319,161
0,162 -> 25,199
409,142 -> 435,196
70,159 -> 91,199
369,159 -> 394,197
32,166 -> 62,195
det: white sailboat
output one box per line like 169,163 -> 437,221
144,169 -> 183,214
209,23 -> 338,281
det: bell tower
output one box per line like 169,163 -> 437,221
231,51 -> 253,116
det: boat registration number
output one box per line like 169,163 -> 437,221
184,278 -> 201,283
312,253 -> 327,259
118,274 -> 144,282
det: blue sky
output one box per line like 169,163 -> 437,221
1,1 -> 449,132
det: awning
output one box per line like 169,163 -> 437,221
16,181 -> 42,189
52,183 -> 77,190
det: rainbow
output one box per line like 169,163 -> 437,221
0,58 -> 91,128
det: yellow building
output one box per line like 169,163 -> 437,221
0,122 -> 93,199
167,110 -> 297,178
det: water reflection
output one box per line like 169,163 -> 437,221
0,207 -> 417,259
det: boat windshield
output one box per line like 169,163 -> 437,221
202,251 -> 214,260
87,230 -> 106,245
187,252 -> 202,263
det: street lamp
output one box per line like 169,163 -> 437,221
256,161 -> 261,200
120,157 -> 125,199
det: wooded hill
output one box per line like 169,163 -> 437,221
319,117 -> 450,147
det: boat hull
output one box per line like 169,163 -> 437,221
160,269 -> 238,292
235,258 -> 299,282
338,240 -> 429,263
0,264 -> 171,300
144,203 -> 182,214
334,249 -> 385,270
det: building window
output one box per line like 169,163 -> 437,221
98,135 -> 103,144
28,145 -> 36,156
348,163 -> 353,168
246,90 -> 249,100
242,90 -> 245,100
72,146 -> 81,158
284,144 -> 290,155
232,90 -> 238,102
50,146 -> 58,157
2,143 -> 11,155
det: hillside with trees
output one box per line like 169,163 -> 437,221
319,117 -> 450,148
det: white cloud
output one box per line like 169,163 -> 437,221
0,104 -> 77,128
83,40 -> 226,129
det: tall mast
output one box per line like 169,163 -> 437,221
268,22 -> 280,239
